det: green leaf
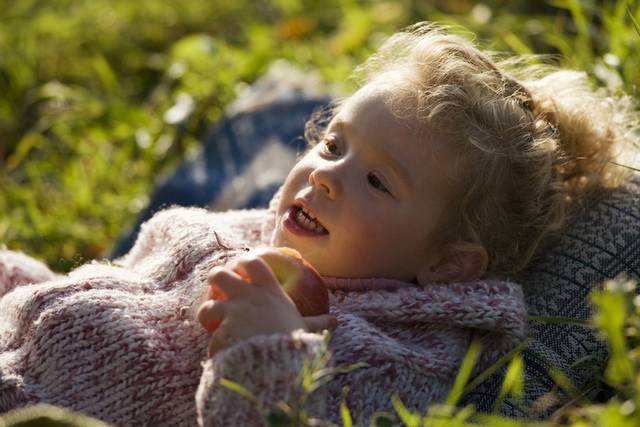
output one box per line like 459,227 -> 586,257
91,55 -> 119,94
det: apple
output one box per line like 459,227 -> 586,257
259,247 -> 330,317
203,247 -> 329,333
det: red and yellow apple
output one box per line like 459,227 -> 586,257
204,247 -> 329,333
259,247 -> 330,317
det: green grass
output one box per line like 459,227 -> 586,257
2,0 -> 639,271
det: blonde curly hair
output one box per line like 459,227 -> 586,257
306,22 -> 638,278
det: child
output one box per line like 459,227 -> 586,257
0,22 -> 634,426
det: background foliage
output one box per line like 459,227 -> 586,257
1,0 -> 639,271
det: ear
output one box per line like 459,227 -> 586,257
417,241 -> 488,285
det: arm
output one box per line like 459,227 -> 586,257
195,311 -> 462,427
193,251 -> 469,426
194,250 -> 337,426
196,330 -> 328,426
116,206 -> 270,269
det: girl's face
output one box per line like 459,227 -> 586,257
272,84 -> 453,281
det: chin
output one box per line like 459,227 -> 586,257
271,228 -> 291,248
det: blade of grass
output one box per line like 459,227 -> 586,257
339,385 -> 353,427
220,378 -> 262,408
492,355 -> 524,413
547,366 -> 579,397
610,160 -> 640,173
446,339 -> 481,407
463,338 -> 532,395
390,394 -> 421,427
628,6 -> 640,37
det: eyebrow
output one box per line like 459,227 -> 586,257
332,119 -> 415,193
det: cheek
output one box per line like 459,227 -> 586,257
277,165 -> 309,207
350,201 -> 396,229
337,207 -> 397,248
351,206 -> 423,249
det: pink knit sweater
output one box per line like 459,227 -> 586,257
0,199 -> 527,426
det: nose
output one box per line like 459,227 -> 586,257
308,165 -> 341,200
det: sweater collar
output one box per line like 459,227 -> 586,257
327,277 -> 527,338
323,276 -> 417,291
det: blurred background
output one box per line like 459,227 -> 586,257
1,0 -> 639,272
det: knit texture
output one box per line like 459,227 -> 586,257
0,199 -> 527,426
0,250 -> 58,297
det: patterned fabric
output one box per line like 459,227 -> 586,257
462,171 -> 640,416
0,203 -> 526,426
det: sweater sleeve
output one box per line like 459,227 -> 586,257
0,250 -> 58,298
195,330 -> 329,427
116,206 -> 271,270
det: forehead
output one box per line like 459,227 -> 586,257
334,84 -> 436,167
332,83 -> 458,197
337,86 -> 419,147
337,85 -> 411,129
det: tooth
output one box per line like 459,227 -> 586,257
295,208 -> 325,232
303,207 -> 316,220
291,206 -> 328,233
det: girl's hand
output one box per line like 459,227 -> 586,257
196,252 -> 337,357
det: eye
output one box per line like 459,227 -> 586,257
367,172 -> 390,194
320,136 -> 340,156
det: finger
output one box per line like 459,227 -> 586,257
196,299 -> 227,333
234,255 -> 280,288
207,330 -> 233,358
223,260 -> 249,281
207,267 -> 249,298
304,314 -> 338,333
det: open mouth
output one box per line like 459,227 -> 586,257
285,205 -> 329,236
